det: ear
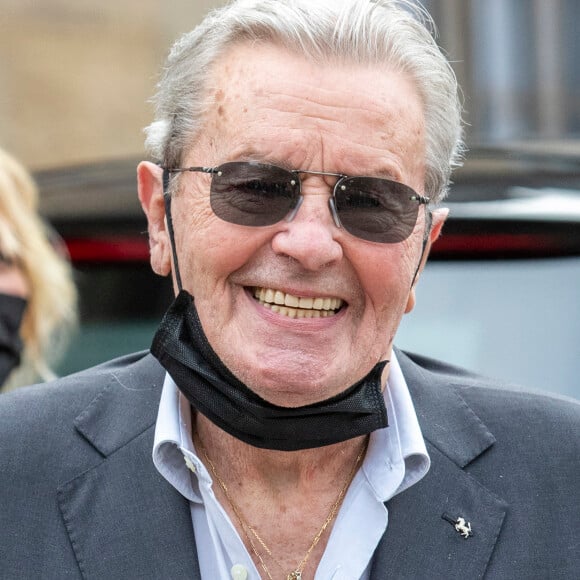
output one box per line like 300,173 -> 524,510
405,207 -> 448,313
137,161 -> 172,277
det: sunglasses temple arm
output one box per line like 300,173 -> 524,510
162,169 -> 184,292
410,208 -> 432,289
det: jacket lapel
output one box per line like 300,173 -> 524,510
369,351 -> 507,579
57,354 -> 201,580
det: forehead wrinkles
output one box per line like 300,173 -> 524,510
202,46 -> 425,177
212,55 -> 415,128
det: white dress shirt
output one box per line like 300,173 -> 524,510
153,351 -> 430,579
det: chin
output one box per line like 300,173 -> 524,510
245,366 -> 349,407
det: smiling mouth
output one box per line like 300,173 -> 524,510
252,287 -> 345,318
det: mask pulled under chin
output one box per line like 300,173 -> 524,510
151,290 -> 388,451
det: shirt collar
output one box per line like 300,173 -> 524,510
385,351 -> 430,495
152,373 -> 205,502
152,350 -> 429,503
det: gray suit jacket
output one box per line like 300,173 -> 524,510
1,350 -> 579,579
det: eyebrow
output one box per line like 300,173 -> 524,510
223,147 -> 403,182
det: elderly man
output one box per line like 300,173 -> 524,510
1,1 -> 579,579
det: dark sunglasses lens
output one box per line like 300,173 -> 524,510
334,177 -> 421,243
210,162 -> 299,226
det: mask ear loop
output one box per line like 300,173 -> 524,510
162,168 -> 183,292
410,207 -> 432,289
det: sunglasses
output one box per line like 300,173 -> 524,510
163,161 -> 430,244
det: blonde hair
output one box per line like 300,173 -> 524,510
0,148 -> 77,389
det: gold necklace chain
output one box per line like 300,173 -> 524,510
197,436 -> 367,580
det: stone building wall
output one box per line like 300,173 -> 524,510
0,0 -> 220,169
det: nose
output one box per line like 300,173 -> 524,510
271,189 -> 344,271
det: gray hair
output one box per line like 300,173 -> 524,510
145,0 -> 464,201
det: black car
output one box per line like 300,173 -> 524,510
35,144 -> 580,399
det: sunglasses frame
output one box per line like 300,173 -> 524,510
162,161 -> 430,244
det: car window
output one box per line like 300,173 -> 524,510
397,256 -> 580,400
56,264 -> 173,375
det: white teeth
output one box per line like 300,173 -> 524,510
253,287 -> 344,319
284,294 -> 300,308
264,288 -> 275,303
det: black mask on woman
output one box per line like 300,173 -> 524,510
151,290 -> 388,451
0,293 -> 27,387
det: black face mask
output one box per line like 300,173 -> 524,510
151,290 -> 388,451
0,293 -> 27,387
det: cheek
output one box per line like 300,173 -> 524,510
350,241 -> 419,342
172,197 -> 221,283
354,241 -> 417,299
173,196 -> 266,293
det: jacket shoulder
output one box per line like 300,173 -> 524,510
0,351 -> 157,421
401,348 -> 580,413
399,348 -> 580,453
0,351 -> 163,466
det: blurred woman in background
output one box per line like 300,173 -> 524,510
0,148 -> 77,390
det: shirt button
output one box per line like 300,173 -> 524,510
231,563 -> 248,580
183,454 -> 196,473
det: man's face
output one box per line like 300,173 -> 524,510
140,43 -> 445,407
